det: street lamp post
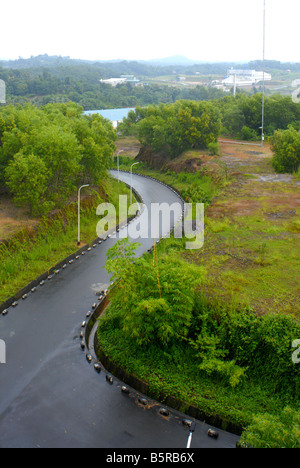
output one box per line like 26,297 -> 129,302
78,184 -> 90,246
130,162 -> 139,205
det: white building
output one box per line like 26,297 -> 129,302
99,78 -> 127,87
222,69 -> 272,87
100,75 -> 140,87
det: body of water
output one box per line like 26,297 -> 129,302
84,108 -> 135,127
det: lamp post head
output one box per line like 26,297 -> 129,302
131,162 -> 140,170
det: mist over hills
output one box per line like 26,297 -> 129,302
1,54 -> 300,74
0,53 -> 223,68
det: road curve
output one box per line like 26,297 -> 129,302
0,171 -> 239,448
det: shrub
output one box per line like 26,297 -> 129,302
270,126 -> 300,173
239,125 -> 259,141
102,239 -> 203,347
207,141 -> 220,156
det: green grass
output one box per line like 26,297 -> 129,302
183,210 -> 300,316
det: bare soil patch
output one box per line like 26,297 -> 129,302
0,196 -> 39,240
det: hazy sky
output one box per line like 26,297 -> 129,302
0,0 -> 299,62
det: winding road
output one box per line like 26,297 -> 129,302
0,171 -> 239,448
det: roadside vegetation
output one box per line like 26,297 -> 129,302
0,177 -> 132,304
98,99 -> 300,447
98,238 -> 300,446
0,101 -> 133,303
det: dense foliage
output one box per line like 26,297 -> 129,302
215,93 -> 300,139
0,102 -> 116,214
119,101 -> 222,159
270,126 -> 300,173
119,94 -> 300,154
1,56 -> 299,121
101,240 -> 300,394
0,63 -> 226,110
104,238 -> 202,346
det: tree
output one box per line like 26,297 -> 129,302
222,105 -> 246,136
5,153 -> 50,214
29,124 -> 82,203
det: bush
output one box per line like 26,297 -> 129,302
103,239 -> 203,347
270,126 -> 300,173
239,125 -> 259,141
207,141 -> 220,155
132,100 -> 222,159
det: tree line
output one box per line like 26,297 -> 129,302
119,94 -> 300,172
217,93 -> 300,139
0,65 -> 226,110
0,102 -> 116,215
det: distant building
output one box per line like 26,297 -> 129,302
222,69 -> 272,87
100,78 -> 127,86
100,75 -> 140,87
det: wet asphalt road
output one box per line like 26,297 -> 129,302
0,172 -> 239,448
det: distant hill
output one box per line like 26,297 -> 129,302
1,54 -> 299,76
0,54 -> 202,69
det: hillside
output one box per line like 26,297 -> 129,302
116,135 -> 300,317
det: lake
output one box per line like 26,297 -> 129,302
84,108 -> 135,127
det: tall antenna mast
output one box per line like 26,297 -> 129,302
261,0 -> 266,147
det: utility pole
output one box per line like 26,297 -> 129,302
233,73 -> 237,97
261,0 -> 266,147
